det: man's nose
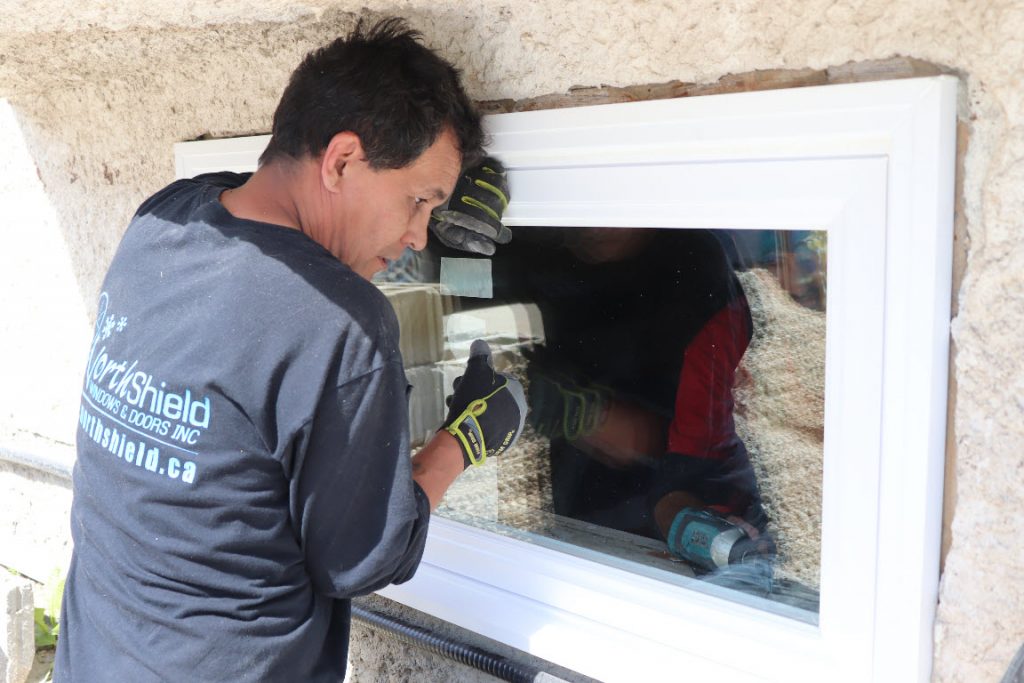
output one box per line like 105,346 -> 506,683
404,214 -> 430,252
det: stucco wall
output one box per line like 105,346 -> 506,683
1,2 -> 1022,681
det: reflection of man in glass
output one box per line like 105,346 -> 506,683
489,226 -> 770,569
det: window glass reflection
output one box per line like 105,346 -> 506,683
376,227 -> 825,616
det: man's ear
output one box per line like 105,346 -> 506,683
321,131 -> 363,194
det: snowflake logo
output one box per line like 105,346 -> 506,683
116,316 -> 128,332
101,315 -> 116,340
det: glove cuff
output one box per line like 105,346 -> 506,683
445,399 -> 489,468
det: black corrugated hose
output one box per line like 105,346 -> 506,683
351,604 -> 563,683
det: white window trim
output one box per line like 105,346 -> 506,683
175,76 -> 957,683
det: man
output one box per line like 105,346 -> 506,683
56,18 -> 524,682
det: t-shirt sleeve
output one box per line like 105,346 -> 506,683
288,360 -> 430,599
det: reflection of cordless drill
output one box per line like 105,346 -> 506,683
667,508 -> 773,572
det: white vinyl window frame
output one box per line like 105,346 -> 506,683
175,76 -> 957,683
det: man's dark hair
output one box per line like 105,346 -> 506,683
259,17 -> 484,169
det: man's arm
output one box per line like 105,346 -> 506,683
411,431 -> 464,512
292,363 -> 431,598
415,339 -> 526,512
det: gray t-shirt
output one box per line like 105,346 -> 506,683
55,172 -> 429,682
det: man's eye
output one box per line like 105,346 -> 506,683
414,197 -> 427,206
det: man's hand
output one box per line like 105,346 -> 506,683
442,340 -> 526,468
430,157 -> 511,255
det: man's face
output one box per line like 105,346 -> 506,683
330,128 -> 462,280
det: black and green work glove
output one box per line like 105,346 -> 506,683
526,360 -> 609,442
442,340 -> 527,468
430,157 -> 511,256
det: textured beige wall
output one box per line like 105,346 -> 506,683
1,1 -> 1022,681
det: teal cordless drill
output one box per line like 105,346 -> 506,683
667,508 -> 774,572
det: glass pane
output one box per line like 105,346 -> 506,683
375,227 -> 826,617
